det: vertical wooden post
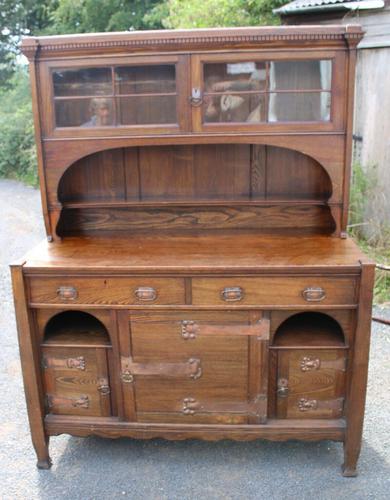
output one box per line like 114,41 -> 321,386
10,263 -> 52,469
343,259 -> 375,476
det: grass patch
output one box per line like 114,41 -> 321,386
348,162 -> 390,305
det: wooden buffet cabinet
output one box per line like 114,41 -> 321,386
12,26 -> 375,476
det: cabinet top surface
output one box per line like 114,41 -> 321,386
18,234 -> 369,274
21,25 -> 364,59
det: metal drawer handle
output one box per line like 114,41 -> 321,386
221,286 -> 244,302
277,378 -> 289,398
134,286 -> 157,302
97,378 -> 111,396
57,286 -> 78,300
302,287 -> 326,302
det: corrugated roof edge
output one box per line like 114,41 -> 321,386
274,0 -> 384,15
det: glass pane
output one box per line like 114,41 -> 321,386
204,62 -> 267,93
53,68 -> 112,97
115,65 -> 176,94
268,92 -> 331,122
118,96 -> 176,125
55,98 -> 115,127
203,93 -> 266,123
270,60 -> 332,91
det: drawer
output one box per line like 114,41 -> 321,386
191,276 -> 357,306
29,276 -> 185,305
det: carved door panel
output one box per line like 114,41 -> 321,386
118,311 -> 269,424
276,349 -> 347,419
42,346 -> 111,417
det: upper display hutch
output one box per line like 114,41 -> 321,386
22,25 -> 363,241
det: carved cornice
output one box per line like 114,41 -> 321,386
21,26 -> 364,60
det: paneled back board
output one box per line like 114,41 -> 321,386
10,26 -> 376,477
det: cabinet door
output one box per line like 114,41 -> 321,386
42,346 -> 111,417
41,55 -> 190,138
275,349 -> 347,419
118,311 -> 269,424
191,52 -> 345,133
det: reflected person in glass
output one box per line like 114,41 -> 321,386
207,69 -> 264,123
81,97 -> 113,127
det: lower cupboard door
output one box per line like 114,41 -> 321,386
275,349 -> 347,419
118,311 -> 270,424
41,346 -> 112,417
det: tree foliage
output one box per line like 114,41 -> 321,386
160,0 -> 285,29
0,0 -> 286,184
47,0 -> 165,35
0,69 -> 38,185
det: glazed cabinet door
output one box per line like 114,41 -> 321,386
40,55 -> 191,138
118,311 -> 269,424
191,52 -> 346,133
41,345 -> 112,417
275,349 -> 347,419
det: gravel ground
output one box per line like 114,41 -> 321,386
0,178 -> 389,500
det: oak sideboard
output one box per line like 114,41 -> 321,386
12,25 -> 374,476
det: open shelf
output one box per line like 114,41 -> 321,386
42,311 -> 111,347
272,312 -> 346,347
59,199 -> 339,210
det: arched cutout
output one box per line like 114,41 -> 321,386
58,144 -> 333,204
273,312 -> 345,347
43,311 -> 111,345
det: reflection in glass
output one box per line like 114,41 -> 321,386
268,92 -> 331,122
118,95 -> 176,125
53,67 -> 112,97
204,62 -> 266,93
55,98 -> 114,127
204,93 -> 266,123
203,62 -> 266,123
115,65 -> 176,94
270,60 -> 332,91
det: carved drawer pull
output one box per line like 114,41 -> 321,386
302,287 -> 326,302
57,286 -> 78,300
121,357 -> 202,381
121,370 -> 134,384
298,398 -> 318,411
42,355 -> 86,371
277,378 -> 289,398
182,397 -> 199,415
298,397 -> 344,412
134,286 -> 157,302
97,378 -> 110,396
47,394 -> 89,409
300,357 -> 321,372
300,356 -> 347,372
221,286 -> 244,302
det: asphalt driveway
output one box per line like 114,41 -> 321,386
0,178 -> 388,499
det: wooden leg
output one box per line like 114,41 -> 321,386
11,264 -> 52,469
36,436 -> 52,470
342,261 -> 375,477
342,440 -> 359,477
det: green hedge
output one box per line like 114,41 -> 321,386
0,69 -> 38,186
